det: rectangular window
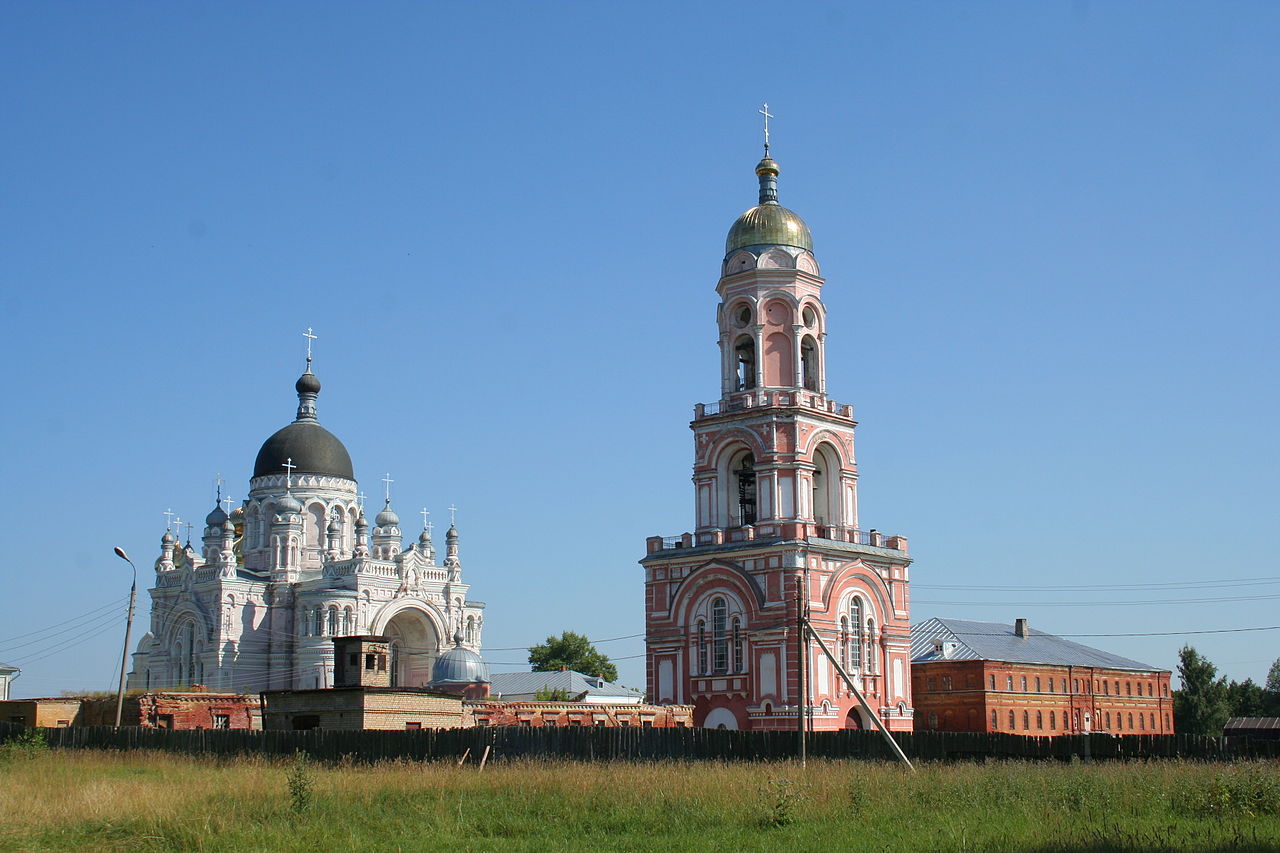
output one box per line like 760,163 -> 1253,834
942,675 -> 952,691
405,722 -> 422,731
1048,678 -> 1054,693
378,655 -> 387,672
1006,675 -> 1013,690
988,674 -> 996,690
1035,677 -> 1041,692
1062,679 -> 1067,693
212,714 -> 230,729
926,676 -> 937,691
1020,676 -> 1027,692
366,654 -> 376,670
1104,681 -> 1109,695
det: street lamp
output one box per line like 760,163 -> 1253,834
113,546 -> 138,727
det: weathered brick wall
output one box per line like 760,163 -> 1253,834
470,701 -> 694,728
0,700 -> 83,727
261,688 -> 463,730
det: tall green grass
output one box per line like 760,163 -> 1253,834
0,750 -> 1276,852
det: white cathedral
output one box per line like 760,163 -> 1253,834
127,359 -> 485,692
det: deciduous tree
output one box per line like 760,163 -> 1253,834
1172,645 -> 1229,736
528,631 -> 618,682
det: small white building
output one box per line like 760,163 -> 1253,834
0,663 -> 19,701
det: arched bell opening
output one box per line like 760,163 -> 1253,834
811,442 -> 841,527
734,336 -> 756,391
800,335 -> 820,392
732,450 -> 757,527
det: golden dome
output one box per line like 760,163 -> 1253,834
726,203 -> 813,254
725,154 -> 813,255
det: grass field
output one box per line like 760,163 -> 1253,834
1,742 -> 1277,852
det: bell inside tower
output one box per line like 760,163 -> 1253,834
734,338 -> 757,391
735,452 -> 757,526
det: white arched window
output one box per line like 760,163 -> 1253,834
865,618 -> 876,674
696,620 -> 707,675
327,606 -> 339,636
343,607 -> 353,636
847,598 -> 863,670
711,598 -> 728,673
303,609 -> 314,637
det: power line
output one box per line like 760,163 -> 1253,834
0,597 -> 128,651
915,592 -> 1280,606
915,575 -> 1280,592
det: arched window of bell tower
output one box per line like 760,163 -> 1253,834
811,442 -> 841,526
800,335 -> 820,392
734,336 -> 756,391
731,450 -> 758,527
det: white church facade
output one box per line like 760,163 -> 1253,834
128,361 -> 484,692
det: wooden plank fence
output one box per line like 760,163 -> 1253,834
2,720 -> 1276,764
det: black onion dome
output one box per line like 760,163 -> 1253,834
295,371 -> 322,394
253,421 -> 354,480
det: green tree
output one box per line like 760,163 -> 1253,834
1264,656 -> 1280,716
1225,678 -> 1267,717
1172,645 -> 1230,735
528,631 -> 618,682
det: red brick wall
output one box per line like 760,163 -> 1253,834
469,701 -> 694,728
912,660 -> 1173,736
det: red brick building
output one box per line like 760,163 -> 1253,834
911,618 -> 1172,736
642,151 -> 914,733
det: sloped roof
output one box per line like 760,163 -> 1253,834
911,618 -> 1160,672
1225,717 -> 1280,731
0,662 -> 18,674
488,670 -> 642,700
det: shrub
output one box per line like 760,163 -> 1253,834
286,751 -> 314,814
1172,765 -> 1280,819
0,728 -> 48,761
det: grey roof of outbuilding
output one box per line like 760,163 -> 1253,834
488,670 -> 643,700
1225,717 -> 1280,731
0,662 -> 18,673
911,618 -> 1160,672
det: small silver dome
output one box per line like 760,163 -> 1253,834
430,638 -> 490,685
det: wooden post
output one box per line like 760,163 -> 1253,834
478,744 -> 491,771
456,747 -> 470,766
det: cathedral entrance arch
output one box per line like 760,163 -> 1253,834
374,606 -> 441,688
844,707 -> 865,730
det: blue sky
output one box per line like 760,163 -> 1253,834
2,2 -> 1277,697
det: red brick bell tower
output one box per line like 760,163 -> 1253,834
642,144 -> 914,732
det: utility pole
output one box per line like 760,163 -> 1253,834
113,547 -> 138,727
796,573 -> 807,766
